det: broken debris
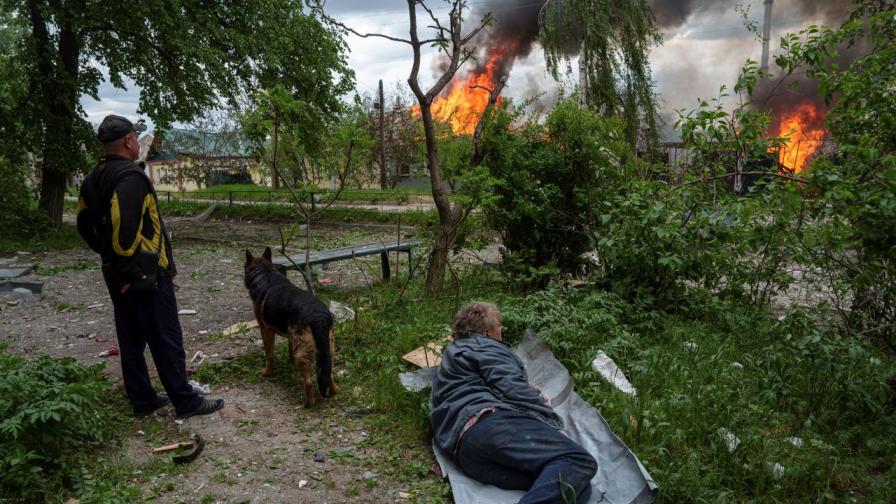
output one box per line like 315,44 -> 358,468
11,288 -> 35,301
0,266 -> 33,279
97,347 -> 119,357
329,300 -> 355,322
188,380 -> 210,395
0,280 -> 44,294
591,351 -> 637,397
399,367 -> 438,392
718,427 -> 740,452
153,440 -> 195,454
221,319 -> 259,336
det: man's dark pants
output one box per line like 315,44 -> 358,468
108,276 -> 202,414
457,409 -> 597,504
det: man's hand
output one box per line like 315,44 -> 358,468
530,382 -> 551,406
120,274 -> 146,293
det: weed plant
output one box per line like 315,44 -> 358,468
0,345 -> 139,501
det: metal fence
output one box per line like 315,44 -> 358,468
156,189 -> 435,212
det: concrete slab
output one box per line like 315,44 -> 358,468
0,266 -> 33,279
0,280 -> 43,294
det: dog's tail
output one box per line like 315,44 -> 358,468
311,316 -> 334,397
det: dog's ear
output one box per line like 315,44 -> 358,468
245,249 -> 253,266
262,247 -> 272,262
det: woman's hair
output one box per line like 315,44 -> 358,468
452,301 -> 501,339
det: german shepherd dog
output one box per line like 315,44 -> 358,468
244,247 -> 338,407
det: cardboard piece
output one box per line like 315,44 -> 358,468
402,338 -> 449,368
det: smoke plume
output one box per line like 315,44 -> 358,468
444,0 -> 863,140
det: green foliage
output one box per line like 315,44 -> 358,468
0,11 -> 31,166
539,0 -> 662,149
0,15 -> 52,241
772,3 -> 896,343
325,103 -> 377,188
593,177 -> 806,307
217,265 -> 894,502
6,0 -> 353,224
572,60 -> 802,307
499,287 -> 896,502
242,88 -> 373,192
0,222 -> 87,254
0,346 -> 128,501
0,158 -> 53,241
676,59 -> 783,179
479,99 -> 633,288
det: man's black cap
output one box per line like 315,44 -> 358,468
97,114 -> 147,143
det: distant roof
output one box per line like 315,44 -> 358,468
147,127 -> 253,162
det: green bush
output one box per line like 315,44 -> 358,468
593,177 -> 805,306
479,99 -> 635,288
498,286 -> 896,502
0,346 -> 125,501
774,4 -> 896,345
0,158 -> 53,240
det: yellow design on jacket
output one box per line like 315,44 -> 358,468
110,192 -> 169,269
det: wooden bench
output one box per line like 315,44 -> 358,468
273,240 -> 420,281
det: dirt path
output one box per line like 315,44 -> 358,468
0,220 -> 424,502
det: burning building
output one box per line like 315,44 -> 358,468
414,0 -> 856,174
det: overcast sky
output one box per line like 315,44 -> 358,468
80,0 -> 841,140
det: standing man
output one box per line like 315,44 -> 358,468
430,301 -> 597,504
77,114 -> 224,418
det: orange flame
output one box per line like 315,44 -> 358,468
776,102 -> 825,173
414,44 -> 513,135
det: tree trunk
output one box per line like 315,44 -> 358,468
425,207 -> 460,293
271,111 -> 281,189
402,0 -> 490,294
32,0 -> 82,229
38,164 -> 67,228
419,102 -> 457,294
378,79 -> 388,189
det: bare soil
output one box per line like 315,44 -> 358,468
0,218 -> 425,503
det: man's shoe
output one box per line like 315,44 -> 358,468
134,394 -> 170,417
177,398 -> 225,419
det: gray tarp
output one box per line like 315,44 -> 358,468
403,330 -> 658,504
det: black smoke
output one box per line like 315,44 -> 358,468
461,0 -> 854,80
466,0 -> 547,78
456,0 -> 861,121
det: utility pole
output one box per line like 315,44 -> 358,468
377,79 -> 387,189
578,44 -> 588,107
761,0 -> 774,73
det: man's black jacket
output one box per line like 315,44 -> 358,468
76,155 -> 176,286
